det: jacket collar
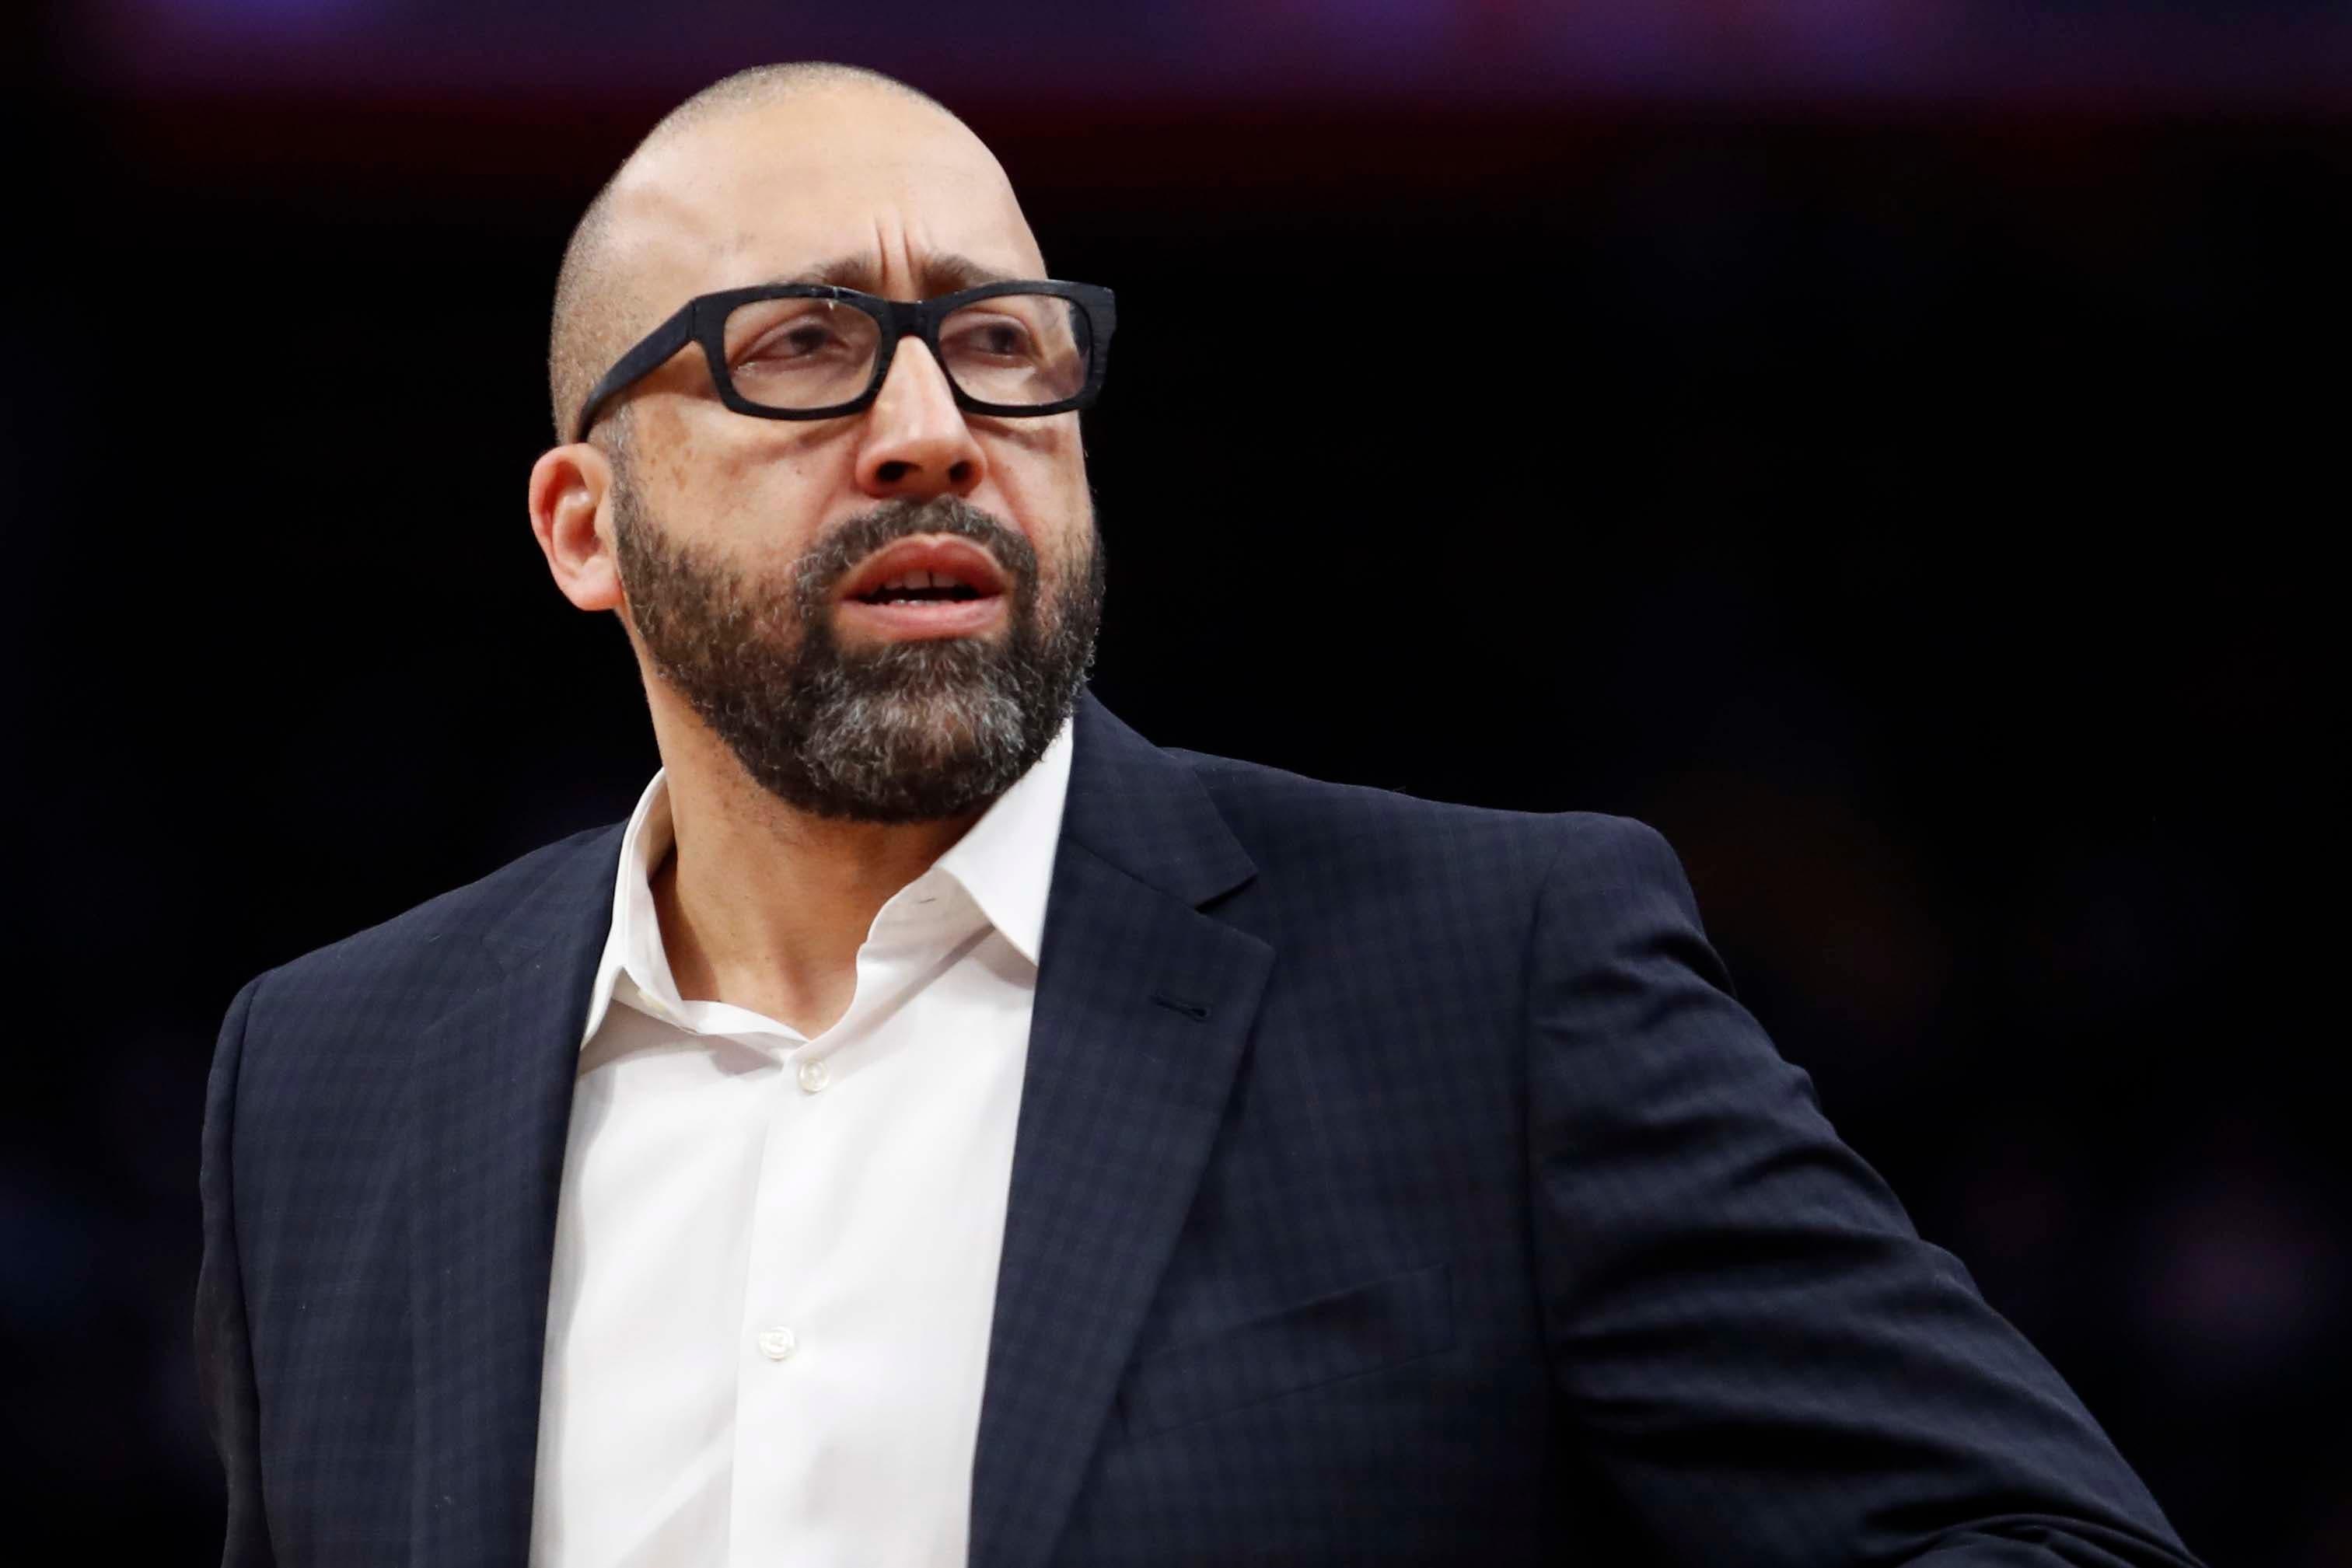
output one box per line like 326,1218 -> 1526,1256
1057,690 -> 1256,907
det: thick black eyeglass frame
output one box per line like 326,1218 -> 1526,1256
571,278 -> 1117,444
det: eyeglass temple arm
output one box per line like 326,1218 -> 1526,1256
571,301 -> 700,445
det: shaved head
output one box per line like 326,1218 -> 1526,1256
547,63 -> 963,449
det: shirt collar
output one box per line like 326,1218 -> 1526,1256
928,718 -> 1072,970
579,718 -> 1076,1049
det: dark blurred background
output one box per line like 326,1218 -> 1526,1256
8,0 -> 2347,1559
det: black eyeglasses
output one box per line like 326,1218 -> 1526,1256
571,278 -> 1117,444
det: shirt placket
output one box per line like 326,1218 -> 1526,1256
723,878 -> 977,1563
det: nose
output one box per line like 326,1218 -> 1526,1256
854,338 -> 987,501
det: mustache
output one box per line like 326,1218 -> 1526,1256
789,497 -> 1040,613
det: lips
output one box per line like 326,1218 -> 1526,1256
836,536 -> 1009,606
832,533 -> 1012,641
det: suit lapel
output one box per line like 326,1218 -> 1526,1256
409,829 -> 619,1568
970,696 -> 1273,1568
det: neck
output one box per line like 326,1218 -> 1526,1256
645,699 -> 984,1038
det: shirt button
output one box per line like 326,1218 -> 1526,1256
757,1325 -> 799,1361
796,1058 -> 831,1094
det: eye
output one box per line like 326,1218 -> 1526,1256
743,322 -> 853,367
724,296 -> 882,381
945,315 -> 1039,361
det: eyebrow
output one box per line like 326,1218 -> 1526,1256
762,253 -> 1024,298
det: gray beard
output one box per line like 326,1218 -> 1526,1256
611,479 -> 1103,823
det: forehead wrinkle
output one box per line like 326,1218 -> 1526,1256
622,160 -> 1031,305
750,252 -> 1025,297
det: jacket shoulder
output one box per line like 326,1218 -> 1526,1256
244,821 -> 624,1016
1164,744 -> 1665,891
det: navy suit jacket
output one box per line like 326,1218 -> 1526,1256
197,693 -> 2200,1566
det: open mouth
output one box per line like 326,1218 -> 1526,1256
833,535 -> 1011,637
851,570 -> 987,606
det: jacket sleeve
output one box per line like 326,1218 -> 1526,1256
196,973 -> 276,1568
1525,815 -> 2202,1566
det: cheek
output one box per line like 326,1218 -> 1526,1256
652,418 -> 845,557
641,403 -> 705,492
986,424 -> 1091,554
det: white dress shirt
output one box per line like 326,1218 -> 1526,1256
529,722 -> 1075,1568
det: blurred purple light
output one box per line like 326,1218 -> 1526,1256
63,0 -> 2352,110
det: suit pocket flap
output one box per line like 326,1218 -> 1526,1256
1119,1261 -> 1453,1438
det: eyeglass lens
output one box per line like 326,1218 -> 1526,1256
720,294 -> 1092,410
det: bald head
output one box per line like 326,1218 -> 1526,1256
547,63 -> 1000,448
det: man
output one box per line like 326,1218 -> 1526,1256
196,61 -> 2203,1568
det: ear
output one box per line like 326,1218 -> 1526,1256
528,442 -> 624,612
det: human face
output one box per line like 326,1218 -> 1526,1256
596,86 -> 1092,655
582,89 -> 1103,815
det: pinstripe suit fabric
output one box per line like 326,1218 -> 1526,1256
197,693 -> 2200,1566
